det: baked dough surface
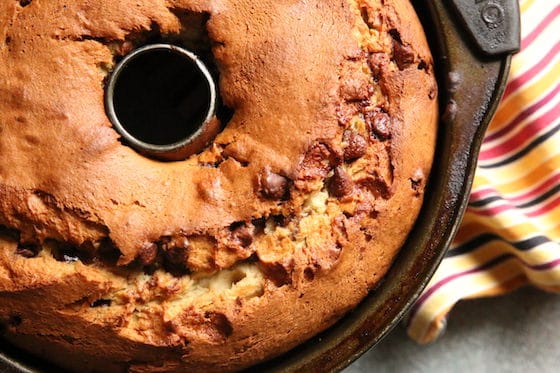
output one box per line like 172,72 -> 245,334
0,0 -> 437,371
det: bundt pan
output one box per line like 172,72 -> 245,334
0,0 -> 520,371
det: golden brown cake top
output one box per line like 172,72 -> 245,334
0,0 -> 437,371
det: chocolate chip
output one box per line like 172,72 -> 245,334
164,246 -> 188,265
251,217 -> 266,230
368,53 -> 390,81
340,61 -> 371,101
272,214 -> 289,227
388,28 -> 402,43
392,40 -> 415,70
343,131 -> 368,161
259,168 -> 288,200
90,299 -> 112,308
78,241 -> 97,262
418,60 -> 428,71
299,142 -> 342,181
259,261 -> 292,287
116,41 -> 134,56
364,111 -> 391,140
162,238 -> 190,276
328,167 -> 354,197
360,7 -> 373,28
16,243 -> 40,258
138,243 -> 158,266
303,267 -> 315,281
19,0 -> 32,7
356,171 -> 393,200
203,312 -> 233,340
230,224 -> 254,248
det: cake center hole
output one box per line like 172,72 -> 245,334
106,44 -> 216,154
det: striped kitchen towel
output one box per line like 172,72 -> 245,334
406,0 -> 560,343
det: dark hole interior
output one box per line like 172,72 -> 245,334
112,49 -> 212,146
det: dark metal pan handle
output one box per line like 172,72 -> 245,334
448,0 -> 521,55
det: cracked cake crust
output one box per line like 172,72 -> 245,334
0,0 -> 437,371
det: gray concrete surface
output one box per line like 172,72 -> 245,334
346,286 -> 560,373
